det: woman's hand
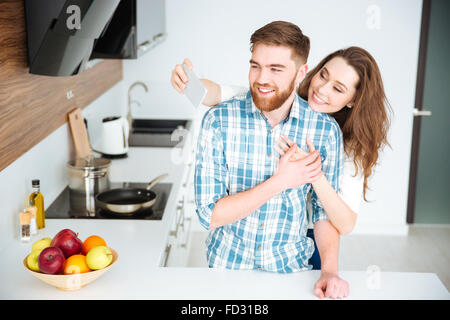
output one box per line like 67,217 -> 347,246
170,58 -> 193,94
275,135 -> 317,161
273,136 -> 323,188
170,58 -> 222,106
314,271 -> 350,299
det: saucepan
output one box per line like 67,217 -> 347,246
95,173 -> 168,216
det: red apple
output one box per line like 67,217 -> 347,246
51,230 -> 82,258
38,247 -> 65,274
54,228 -> 77,239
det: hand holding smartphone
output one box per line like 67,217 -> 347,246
182,63 -> 207,108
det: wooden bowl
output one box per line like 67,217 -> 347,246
23,248 -> 118,291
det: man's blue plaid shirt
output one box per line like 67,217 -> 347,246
194,91 -> 343,272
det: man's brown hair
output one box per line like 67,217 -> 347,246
250,21 -> 310,65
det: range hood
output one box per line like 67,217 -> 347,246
90,0 -> 167,59
24,0 -> 120,76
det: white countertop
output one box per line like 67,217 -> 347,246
0,116 -> 449,300
2,223 -> 449,300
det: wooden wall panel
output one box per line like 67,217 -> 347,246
0,0 -> 123,172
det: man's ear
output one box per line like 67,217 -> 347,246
295,64 -> 308,86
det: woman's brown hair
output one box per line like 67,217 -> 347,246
298,46 -> 392,201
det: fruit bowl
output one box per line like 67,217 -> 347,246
23,248 -> 118,291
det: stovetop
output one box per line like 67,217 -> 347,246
46,182 -> 172,220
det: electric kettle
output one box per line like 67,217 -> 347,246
98,116 -> 129,158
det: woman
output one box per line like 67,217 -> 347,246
171,47 -> 391,238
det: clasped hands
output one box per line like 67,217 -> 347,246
273,135 -> 323,189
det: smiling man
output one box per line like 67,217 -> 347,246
194,21 -> 345,297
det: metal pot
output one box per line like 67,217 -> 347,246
67,156 -> 111,216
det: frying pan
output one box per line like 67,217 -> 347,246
95,173 -> 168,216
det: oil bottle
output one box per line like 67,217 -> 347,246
29,179 -> 45,229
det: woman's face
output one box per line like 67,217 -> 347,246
307,57 -> 359,113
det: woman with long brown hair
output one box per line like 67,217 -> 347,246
171,46 -> 391,238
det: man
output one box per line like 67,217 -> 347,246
194,21 -> 348,299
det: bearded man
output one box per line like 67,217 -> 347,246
194,21 -> 345,297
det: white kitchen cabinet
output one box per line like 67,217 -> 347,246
163,117 -> 210,267
164,197 -> 190,267
174,161 -> 210,267
163,148 -> 196,267
136,0 -> 167,57
160,200 -> 179,267
165,194 -> 198,267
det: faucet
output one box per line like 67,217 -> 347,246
127,81 -> 149,132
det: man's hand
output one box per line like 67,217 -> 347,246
314,271 -> 349,299
273,143 -> 323,190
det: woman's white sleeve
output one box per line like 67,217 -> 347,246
220,85 -> 248,102
338,158 -> 364,214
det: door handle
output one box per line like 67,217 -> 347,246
413,108 -> 432,116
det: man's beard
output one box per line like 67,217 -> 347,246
250,77 -> 296,112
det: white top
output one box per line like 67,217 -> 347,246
220,85 -> 364,228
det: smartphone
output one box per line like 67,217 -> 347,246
182,64 -> 207,108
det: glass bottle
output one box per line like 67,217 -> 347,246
27,204 -> 38,235
19,210 -> 31,242
29,179 -> 45,229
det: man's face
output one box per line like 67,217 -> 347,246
249,43 -> 304,112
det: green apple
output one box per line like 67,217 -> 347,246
27,250 -> 41,272
86,246 -> 113,270
31,237 -> 52,253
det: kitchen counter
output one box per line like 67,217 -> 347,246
1,216 -> 449,299
0,115 -> 449,300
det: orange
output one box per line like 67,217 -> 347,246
82,235 -> 107,255
63,254 -> 91,274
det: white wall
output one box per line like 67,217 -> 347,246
0,81 -> 126,251
123,0 -> 423,235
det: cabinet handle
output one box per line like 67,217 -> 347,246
177,198 -> 184,210
169,230 -> 177,237
138,40 -> 151,52
180,217 -> 192,248
163,244 -> 172,267
153,33 -> 164,41
169,201 -> 185,238
177,205 -> 185,227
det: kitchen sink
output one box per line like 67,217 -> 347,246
129,119 -> 191,147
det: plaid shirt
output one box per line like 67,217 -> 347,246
194,91 -> 343,273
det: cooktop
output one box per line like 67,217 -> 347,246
46,182 -> 172,220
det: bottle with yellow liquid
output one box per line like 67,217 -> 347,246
29,179 -> 45,229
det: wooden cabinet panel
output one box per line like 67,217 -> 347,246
0,0 -> 123,172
